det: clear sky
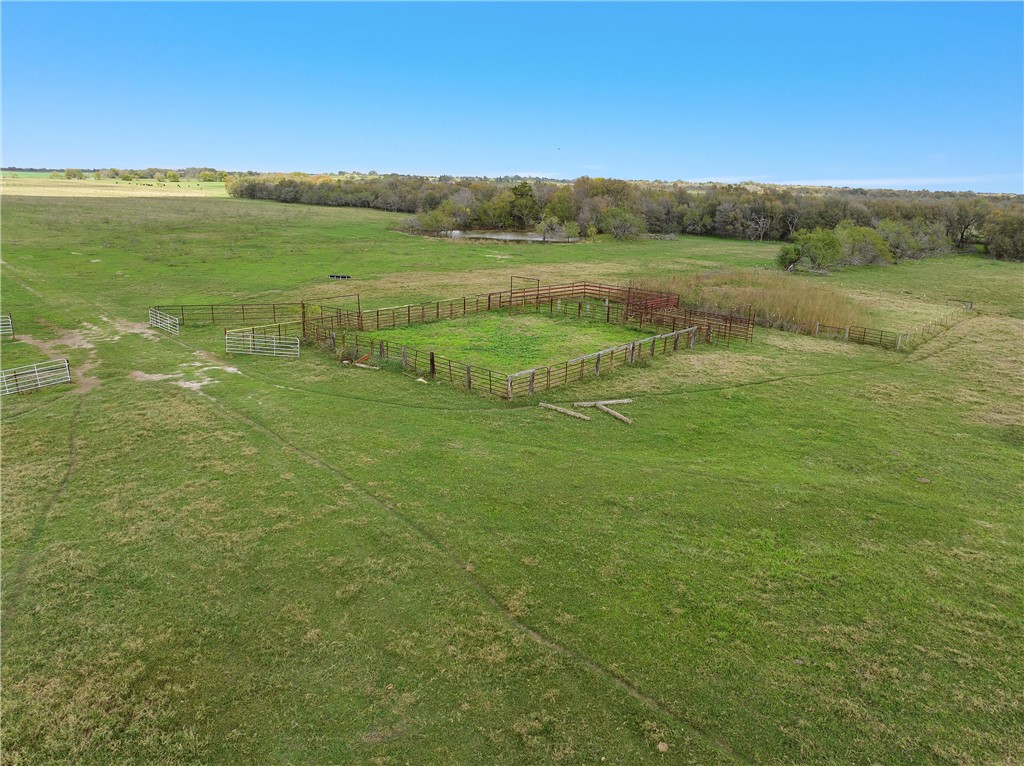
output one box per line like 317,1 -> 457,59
2,2 -> 1022,193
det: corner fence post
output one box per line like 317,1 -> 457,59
506,376 -> 513,401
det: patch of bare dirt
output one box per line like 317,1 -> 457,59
129,371 -> 183,382
17,331 -> 100,394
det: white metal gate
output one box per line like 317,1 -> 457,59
1,359 -> 72,395
225,332 -> 300,358
0,315 -> 13,337
148,307 -> 180,335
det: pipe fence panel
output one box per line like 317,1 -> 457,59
1,358 -> 72,395
0,315 -> 13,337
225,332 -> 300,358
148,308 -> 180,335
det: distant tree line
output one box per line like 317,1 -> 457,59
226,172 -> 1023,263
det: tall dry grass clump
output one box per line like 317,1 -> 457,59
633,270 -> 870,331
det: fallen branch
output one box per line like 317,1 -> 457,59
539,402 -> 590,421
595,404 -> 633,424
574,398 -> 634,407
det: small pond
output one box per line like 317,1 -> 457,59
443,230 -> 581,243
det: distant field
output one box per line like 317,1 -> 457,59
1,193 -> 1021,765
1,175 -> 227,198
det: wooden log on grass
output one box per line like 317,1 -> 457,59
574,398 -> 634,407
595,404 -> 633,425
539,403 -> 590,421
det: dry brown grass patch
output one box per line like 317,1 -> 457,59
633,269 -> 871,330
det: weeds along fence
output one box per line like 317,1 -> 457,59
311,326 -> 698,401
224,320 -> 302,358
1,359 -> 72,396
778,300 -> 975,351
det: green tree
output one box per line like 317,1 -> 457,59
166,170 -> 180,182
64,168 -> 84,180
777,227 -> 843,270
534,215 -> 562,242
600,207 -> 646,239
836,220 -> 893,265
562,221 -> 581,241
944,198 -> 987,249
508,182 -> 540,229
983,206 -> 1024,261
199,170 -> 218,182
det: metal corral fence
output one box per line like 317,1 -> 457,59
810,322 -> 906,350
316,281 -> 682,333
224,321 -> 302,358
148,307 -> 180,335
308,281 -> 752,347
224,321 -> 299,360
505,327 -> 698,399
315,325 -> 698,401
154,302 -> 305,326
1,358 -> 72,396
0,315 -> 13,337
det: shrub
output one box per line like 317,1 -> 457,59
983,206 -> 1024,262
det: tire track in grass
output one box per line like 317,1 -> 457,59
203,393 -> 751,765
3,397 -> 83,619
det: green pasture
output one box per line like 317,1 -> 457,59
360,310 -> 651,372
1,193 -> 1021,765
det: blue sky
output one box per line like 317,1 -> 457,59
2,2 -> 1022,193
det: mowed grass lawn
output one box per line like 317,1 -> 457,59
1,193 -> 1022,765
364,311 -> 652,372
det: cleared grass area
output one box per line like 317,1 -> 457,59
1,176 -> 228,198
365,311 -> 650,371
2,195 -> 1022,764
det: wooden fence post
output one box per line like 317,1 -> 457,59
401,346 -> 407,368
466,365 -> 472,390
814,321 -> 820,335
429,352 -> 436,377
506,376 -> 513,401
529,370 -> 536,395
595,353 -> 601,377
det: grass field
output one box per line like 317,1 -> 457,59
1,175 -> 228,198
1,190 -> 1022,764
362,311 -> 652,372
